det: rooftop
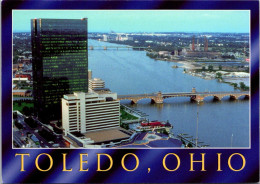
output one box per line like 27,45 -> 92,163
13,89 -> 29,93
84,128 -> 131,144
93,88 -> 110,91
113,132 -> 183,148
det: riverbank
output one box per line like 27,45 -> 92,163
170,60 -> 250,88
96,39 -> 249,89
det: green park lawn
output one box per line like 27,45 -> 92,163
13,101 -> 34,112
120,109 -> 139,120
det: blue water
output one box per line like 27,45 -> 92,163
89,39 -> 249,147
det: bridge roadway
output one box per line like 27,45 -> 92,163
117,90 -> 250,104
88,45 -> 146,50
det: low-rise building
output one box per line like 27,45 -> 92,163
13,64 -> 23,72
15,74 -> 32,80
13,89 -> 32,96
158,51 -> 171,57
184,51 -> 221,59
13,77 -> 29,82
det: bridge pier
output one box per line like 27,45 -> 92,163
229,95 -> 237,101
213,96 -> 220,101
151,98 -> 163,104
131,100 -> 137,104
244,95 -> 249,100
190,95 -> 204,103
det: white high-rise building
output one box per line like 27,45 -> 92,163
103,35 -> 108,42
62,92 -> 119,135
89,78 -> 105,90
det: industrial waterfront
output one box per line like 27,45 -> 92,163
89,39 -> 249,148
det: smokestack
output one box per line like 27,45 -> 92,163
192,36 -> 195,51
204,36 -> 208,52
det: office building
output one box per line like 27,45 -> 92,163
89,78 -> 105,90
103,35 -> 108,42
62,91 -> 119,134
31,18 -> 88,123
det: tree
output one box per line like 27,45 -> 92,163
208,65 -> 214,71
232,83 -> 238,88
239,82 -> 249,90
29,107 -> 34,115
202,66 -> 206,71
219,65 -> 222,70
215,72 -> 222,79
13,55 -> 19,64
239,82 -> 246,89
22,106 -> 30,116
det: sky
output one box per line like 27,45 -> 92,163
13,10 -> 250,33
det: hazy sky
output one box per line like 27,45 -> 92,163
13,10 -> 250,33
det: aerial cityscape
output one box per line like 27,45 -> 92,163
12,10 -> 250,148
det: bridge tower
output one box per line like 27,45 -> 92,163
154,91 -> 163,104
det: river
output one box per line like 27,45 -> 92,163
88,39 -> 249,148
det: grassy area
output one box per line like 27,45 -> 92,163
120,109 -> 139,120
13,101 -> 33,112
20,86 -> 33,90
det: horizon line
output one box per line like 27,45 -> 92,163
13,31 -> 250,34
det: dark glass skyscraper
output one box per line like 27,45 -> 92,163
31,19 -> 88,123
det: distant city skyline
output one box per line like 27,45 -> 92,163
13,10 -> 250,33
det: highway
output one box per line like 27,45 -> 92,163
15,114 -> 53,148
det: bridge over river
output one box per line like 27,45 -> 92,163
117,88 -> 250,104
89,45 -> 146,50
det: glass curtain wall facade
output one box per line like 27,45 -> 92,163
31,19 -> 88,123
